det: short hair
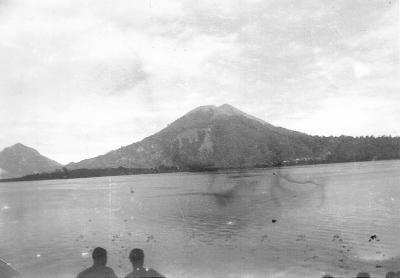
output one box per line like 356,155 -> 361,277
322,275 -> 334,278
92,247 -> 107,260
356,272 -> 370,278
129,248 -> 144,263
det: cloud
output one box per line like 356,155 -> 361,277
0,0 -> 398,163
278,95 -> 400,137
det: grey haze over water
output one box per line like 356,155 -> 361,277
0,160 -> 399,277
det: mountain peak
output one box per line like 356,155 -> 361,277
186,105 -> 217,115
4,143 -> 38,154
218,103 -> 236,110
173,104 -> 273,130
11,142 -> 31,149
216,104 -> 245,116
185,104 -> 244,117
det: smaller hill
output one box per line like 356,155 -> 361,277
0,143 -> 62,178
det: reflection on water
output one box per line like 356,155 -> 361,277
206,173 -> 255,207
166,169 -> 329,253
1,161 -> 400,277
270,170 -> 327,209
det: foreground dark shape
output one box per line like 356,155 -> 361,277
125,249 -> 165,278
77,247 -> 117,278
76,247 -> 164,278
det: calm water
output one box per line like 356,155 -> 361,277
1,160 -> 400,278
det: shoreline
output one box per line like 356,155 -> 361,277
1,157 -> 399,183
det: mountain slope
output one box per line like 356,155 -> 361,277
0,143 -> 62,178
67,104 -> 326,170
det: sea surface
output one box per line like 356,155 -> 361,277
1,160 -> 400,278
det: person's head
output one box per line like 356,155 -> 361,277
129,248 -> 144,268
92,247 -> 107,266
322,275 -> 334,278
386,272 -> 396,278
356,272 -> 370,278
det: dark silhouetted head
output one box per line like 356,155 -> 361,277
322,275 -> 334,278
386,272 -> 396,278
92,247 -> 107,266
129,248 -> 144,268
356,272 -> 370,278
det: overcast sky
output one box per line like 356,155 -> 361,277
0,0 -> 399,164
